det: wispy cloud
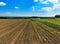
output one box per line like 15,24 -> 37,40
0,2 -> 6,6
32,6 -> 35,11
39,0 -> 59,4
37,0 -> 60,16
53,4 -> 60,9
41,7 -> 52,12
48,0 -> 59,4
34,0 -> 38,2
14,6 -> 19,9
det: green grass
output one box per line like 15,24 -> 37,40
33,18 -> 60,30
39,18 -> 60,26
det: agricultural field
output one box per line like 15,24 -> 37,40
0,19 -> 60,44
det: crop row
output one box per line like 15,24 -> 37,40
0,19 -> 29,44
32,20 -> 60,44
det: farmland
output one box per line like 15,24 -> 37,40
0,19 -> 60,44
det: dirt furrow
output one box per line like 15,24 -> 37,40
0,21 -> 25,38
36,23 -> 56,44
0,20 -> 26,44
0,19 -> 60,44
0,20 -> 23,29
19,21 -> 40,44
10,21 -> 28,44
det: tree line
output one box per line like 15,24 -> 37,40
0,15 -> 60,19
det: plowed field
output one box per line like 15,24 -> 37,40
0,19 -> 60,44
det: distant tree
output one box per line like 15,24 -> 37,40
55,15 -> 60,18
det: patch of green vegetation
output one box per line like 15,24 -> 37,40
34,21 -> 60,37
33,18 -> 60,30
39,18 -> 60,26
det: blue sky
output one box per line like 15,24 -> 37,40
0,0 -> 60,17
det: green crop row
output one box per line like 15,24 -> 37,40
39,19 -> 60,26
34,18 -> 60,30
41,22 -> 60,30
34,21 -> 60,38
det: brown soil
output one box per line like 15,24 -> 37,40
0,19 -> 60,44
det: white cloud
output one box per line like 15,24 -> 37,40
39,0 -> 59,4
0,2 -> 6,6
15,6 -> 19,9
32,6 -> 35,11
42,1 -> 48,4
48,0 -> 59,3
39,0 -> 48,4
34,0 -> 38,2
53,4 -> 60,9
38,0 -> 60,17
41,5 -> 60,17
41,7 -> 55,16
41,7 -> 53,12
41,0 -> 60,11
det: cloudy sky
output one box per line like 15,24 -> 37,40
0,0 -> 60,17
